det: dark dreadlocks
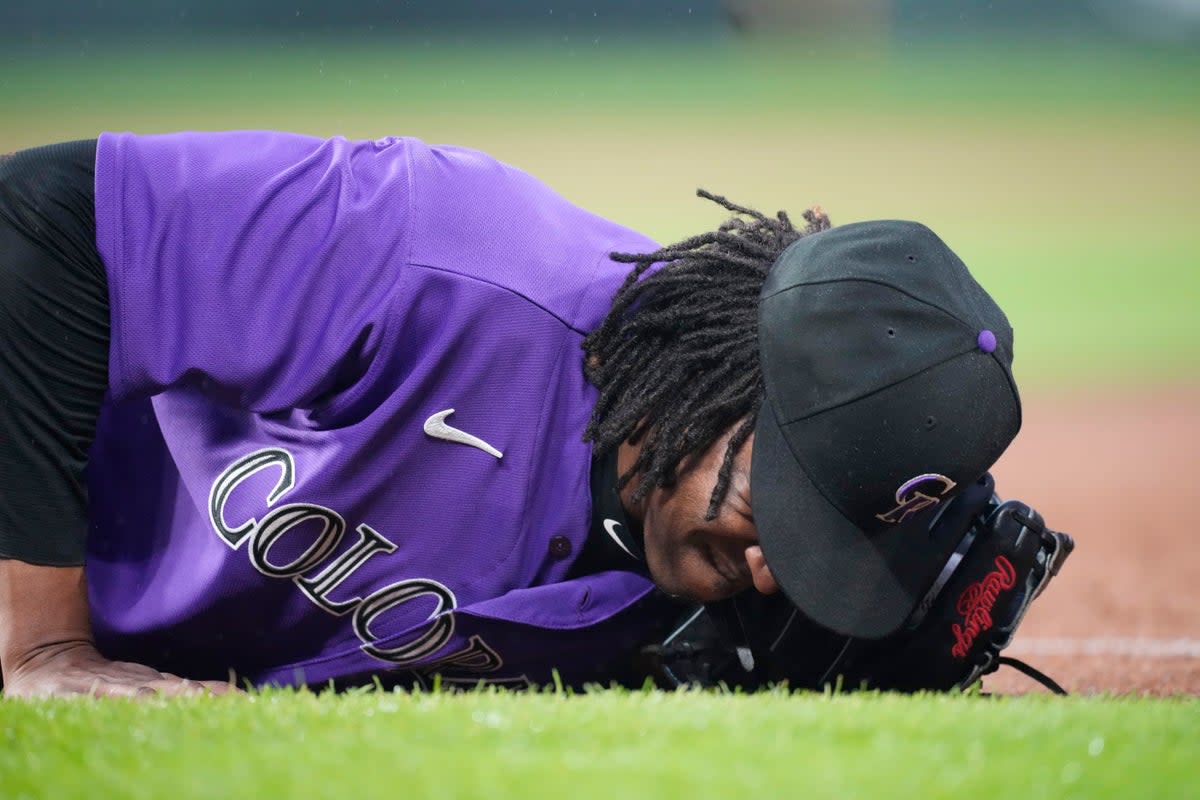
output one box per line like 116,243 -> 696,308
582,190 -> 831,519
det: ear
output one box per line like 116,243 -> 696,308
745,545 -> 779,595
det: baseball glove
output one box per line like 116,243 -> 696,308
640,473 -> 1074,693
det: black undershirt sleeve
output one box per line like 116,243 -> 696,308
0,140 -> 109,566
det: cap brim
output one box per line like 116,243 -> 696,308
751,404 -> 946,640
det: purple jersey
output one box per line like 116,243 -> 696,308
86,131 -> 662,687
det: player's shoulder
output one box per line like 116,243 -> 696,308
404,138 -> 629,250
403,139 -> 656,332
99,130 -> 418,182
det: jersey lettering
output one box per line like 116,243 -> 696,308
209,447 -> 295,547
250,503 -> 346,578
354,579 -> 457,665
423,635 -> 504,673
403,637 -> 523,689
296,523 -> 397,615
209,448 -> 499,672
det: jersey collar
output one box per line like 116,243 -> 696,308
567,446 -> 649,579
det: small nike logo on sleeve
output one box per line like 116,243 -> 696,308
423,409 -> 503,459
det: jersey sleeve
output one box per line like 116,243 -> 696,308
94,131 -> 414,413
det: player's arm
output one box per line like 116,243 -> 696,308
0,142 -> 233,698
0,561 -> 235,697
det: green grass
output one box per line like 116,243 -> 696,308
2,688 -> 1196,799
2,35 -> 1198,388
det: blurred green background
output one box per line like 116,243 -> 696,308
3,1 -> 1197,389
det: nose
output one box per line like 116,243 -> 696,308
745,545 -> 779,595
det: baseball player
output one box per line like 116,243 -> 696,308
0,133 -> 1036,697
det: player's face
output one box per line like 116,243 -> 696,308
633,427 -> 779,603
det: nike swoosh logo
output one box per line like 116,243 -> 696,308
603,518 -> 637,559
423,409 -> 503,459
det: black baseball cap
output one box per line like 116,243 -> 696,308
752,220 -> 1021,639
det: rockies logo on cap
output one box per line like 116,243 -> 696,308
751,220 -> 1021,639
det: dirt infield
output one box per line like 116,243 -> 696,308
982,386 -> 1200,696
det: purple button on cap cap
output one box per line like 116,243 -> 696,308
977,329 -> 997,353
